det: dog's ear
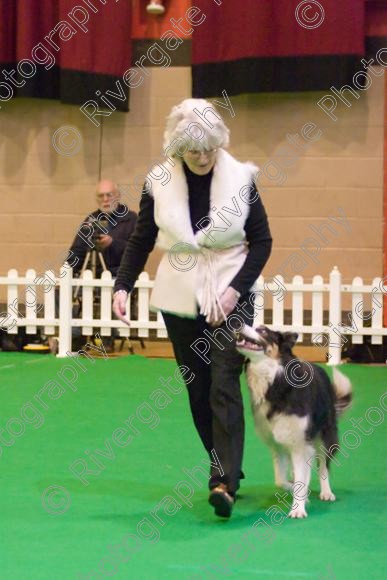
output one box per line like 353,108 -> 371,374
282,332 -> 298,348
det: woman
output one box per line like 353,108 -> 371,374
113,99 -> 272,518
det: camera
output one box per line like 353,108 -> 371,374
89,216 -> 110,247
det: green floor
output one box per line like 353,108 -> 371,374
0,352 -> 386,579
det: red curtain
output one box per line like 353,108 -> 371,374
192,0 -> 366,97
366,0 -> 387,54
0,0 -> 132,110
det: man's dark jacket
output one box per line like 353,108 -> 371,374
69,204 -> 137,277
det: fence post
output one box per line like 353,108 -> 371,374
271,274 -> 285,328
311,275 -> 324,343
371,277 -> 383,345
292,275 -> 304,341
25,269 -> 37,335
43,270 -> 56,335
81,270 -> 93,337
100,270 -> 113,336
138,272 -> 150,338
351,276 -> 364,345
7,269 -> 19,335
58,264 -> 72,357
328,266 -> 342,365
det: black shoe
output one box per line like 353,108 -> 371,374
209,484 -> 235,518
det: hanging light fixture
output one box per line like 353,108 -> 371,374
146,0 -> 165,15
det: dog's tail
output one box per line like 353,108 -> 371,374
332,367 -> 353,416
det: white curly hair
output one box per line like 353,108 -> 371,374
163,98 -> 230,159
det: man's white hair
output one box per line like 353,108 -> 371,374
163,98 -> 230,159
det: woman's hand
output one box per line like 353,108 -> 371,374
113,290 -> 130,326
208,286 -> 240,327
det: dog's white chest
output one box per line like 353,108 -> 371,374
246,359 -> 309,450
246,359 -> 279,405
247,359 -> 280,444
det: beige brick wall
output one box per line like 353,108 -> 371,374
0,66 -> 384,301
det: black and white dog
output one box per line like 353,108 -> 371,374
236,325 -> 352,518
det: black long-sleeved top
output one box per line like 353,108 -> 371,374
69,204 -> 137,277
114,163 -> 272,295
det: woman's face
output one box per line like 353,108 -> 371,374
182,149 -> 217,175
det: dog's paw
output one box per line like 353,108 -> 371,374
320,491 -> 336,502
288,506 -> 308,519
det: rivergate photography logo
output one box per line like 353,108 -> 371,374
52,126 -> 83,157
295,1 -> 325,29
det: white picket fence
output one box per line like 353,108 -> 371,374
0,265 -> 385,365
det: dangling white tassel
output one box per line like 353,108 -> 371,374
200,249 -> 227,324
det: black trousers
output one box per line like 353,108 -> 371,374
162,293 -> 255,494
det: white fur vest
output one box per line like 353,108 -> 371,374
148,149 -> 258,319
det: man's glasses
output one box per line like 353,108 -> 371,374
96,192 -> 115,200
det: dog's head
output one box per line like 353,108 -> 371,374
236,325 -> 298,362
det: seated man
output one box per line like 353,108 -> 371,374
70,180 -> 137,277
50,180 -> 137,353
